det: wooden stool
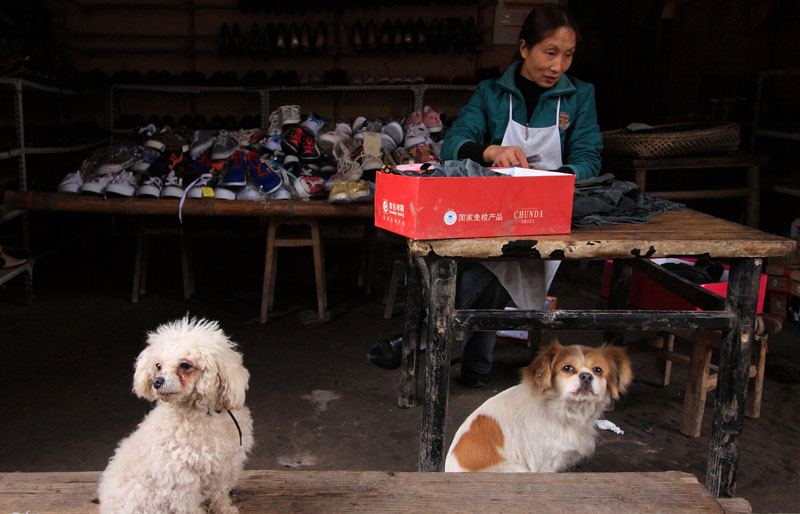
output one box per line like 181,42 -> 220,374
132,219 -> 194,303
648,313 -> 782,437
260,217 -> 326,323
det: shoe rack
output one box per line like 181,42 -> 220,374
108,83 -> 475,135
0,78 -> 109,295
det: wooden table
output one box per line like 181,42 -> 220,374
3,192 -> 374,322
0,470 -> 751,513
397,209 -> 794,497
602,153 -> 767,228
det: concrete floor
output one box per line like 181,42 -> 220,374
1,215 -> 798,512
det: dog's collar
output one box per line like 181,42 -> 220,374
208,409 -> 243,446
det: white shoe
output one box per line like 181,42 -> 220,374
136,175 -> 163,197
236,181 -> 263,201
279,104 -> 301,126
80,173 -> 114,195
404,122 -> 429,148
381,121 -> 404,147
185,173 -> 214,199
160,170 -> 184,198
106,171 -> 143,197
268,185 -> 292,200
57,170 -> 84,194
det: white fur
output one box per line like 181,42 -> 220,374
445,342 -> 631,473
98,316 -> 254,514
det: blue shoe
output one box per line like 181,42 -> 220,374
245,151 -> 282,194
221,150 -> 247,186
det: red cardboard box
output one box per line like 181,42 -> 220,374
601,258 -> 767,313
374,167 -> 574,240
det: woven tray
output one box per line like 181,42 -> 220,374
602,122 -> 740,159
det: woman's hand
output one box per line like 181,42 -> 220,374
483,145 -> 529,168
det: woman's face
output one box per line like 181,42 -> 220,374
519,26 -> 576,88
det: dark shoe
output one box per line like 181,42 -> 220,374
459,368 -> 491,388
218,23 -> 231,57
351,19 -> 364,53
368,335 -> 403,370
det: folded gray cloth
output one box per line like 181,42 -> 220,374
571,173 -> 684,227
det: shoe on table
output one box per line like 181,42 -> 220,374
367,335 -> 403,370
236,179 -> 264,201
294,175 -> 325,200
327,180 -> 352,203
210,130 -> 239,160
132,147 -> 162,172
80,172 -> 115,195
185,173 -> 214,199
348,180 -> 372,202
136,175 -> 164,197
145,128 -> 189,153
404,122 -> 429,148
57,170 -> 84,194
245,151 -> 283,194
298,132 -> 321,161
106,170 -> 144,197
189,130 -> 216,160
422,105 -> 443,133
160,169 -> 185,198
279,104 -> 301,126
220,150 -> 247,186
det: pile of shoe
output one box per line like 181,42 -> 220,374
217,16 -> 479,60
59,104 -> 451,206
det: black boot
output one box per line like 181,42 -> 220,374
367,334 -> 403,370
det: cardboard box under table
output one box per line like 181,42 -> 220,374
374,167 -> 574,240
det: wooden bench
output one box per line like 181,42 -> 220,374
0,470 -> 751,513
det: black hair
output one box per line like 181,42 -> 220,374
515,4 -> 581,61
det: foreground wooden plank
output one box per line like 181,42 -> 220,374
0,470 -> 747,513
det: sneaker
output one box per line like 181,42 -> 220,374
136,175 -> 164,197
106,170 -> 144,197
236,128 -> 264,148
299,112 -> 326,137
279,104 -> 301,126
381,121 -> 404,147
333,142 -> 363,182
334,122 -> 353,137
57,170 -> 84,193
132,147 -> 162,172
189,130 -> 216,160
210,130 -> 239,160
221,150 -> 247,186
267,110 -> 282,133
161,168 -> 185,198
294,175 -> 325,200
281,125 -> 304,155
268,185 -> 292,200
422,105 -> 443,133
80,172 -> 115,195
352,115 -> 368,134
299,132 -> 321,161
358,151 -> 383,172
380,132 -> 398,152
265,131 -> 282,153
404,122 -> 429,148
327,180 -> 352,203
93,144 -> 140,175
185,173 -> 214,199
403,110 -> 424,129
349,180 -> 372,202
393,146 -> 414,165
316,131 -> 354,157
235,179 -> 263,200
145,128 -> 189,153
244,151 -> 282,194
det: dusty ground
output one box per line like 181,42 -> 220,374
1,214 -> 798,512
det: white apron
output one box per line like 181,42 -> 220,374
483,94 -> 563,310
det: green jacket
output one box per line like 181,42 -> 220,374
441,61 -> 603,180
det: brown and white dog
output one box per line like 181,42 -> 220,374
445,341 -> 632,473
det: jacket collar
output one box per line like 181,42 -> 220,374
497,61 -> 577,98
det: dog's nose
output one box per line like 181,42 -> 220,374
152,376 -> 165,389
579,372 -> 593,383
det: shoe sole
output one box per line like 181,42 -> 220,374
404,135 -> 426,148
214,187 -> 236,200
161,186 -> 184,198
210,149 -> 238,160
105,184 -> 136,197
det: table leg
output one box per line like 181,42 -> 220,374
399,251 -> 423,408
706,257 -> 761,497
419,257 -> 456,472
605,260 -> 632,345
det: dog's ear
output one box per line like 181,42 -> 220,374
132,345 -> 158,401
522,340 -> 562,393
195,344 -> 250,411
601,344 -> 633,399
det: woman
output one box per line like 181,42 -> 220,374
443,4 -> 602,387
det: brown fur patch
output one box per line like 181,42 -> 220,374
452,414 -> 505,471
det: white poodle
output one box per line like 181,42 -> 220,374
98,316 -> 254,514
